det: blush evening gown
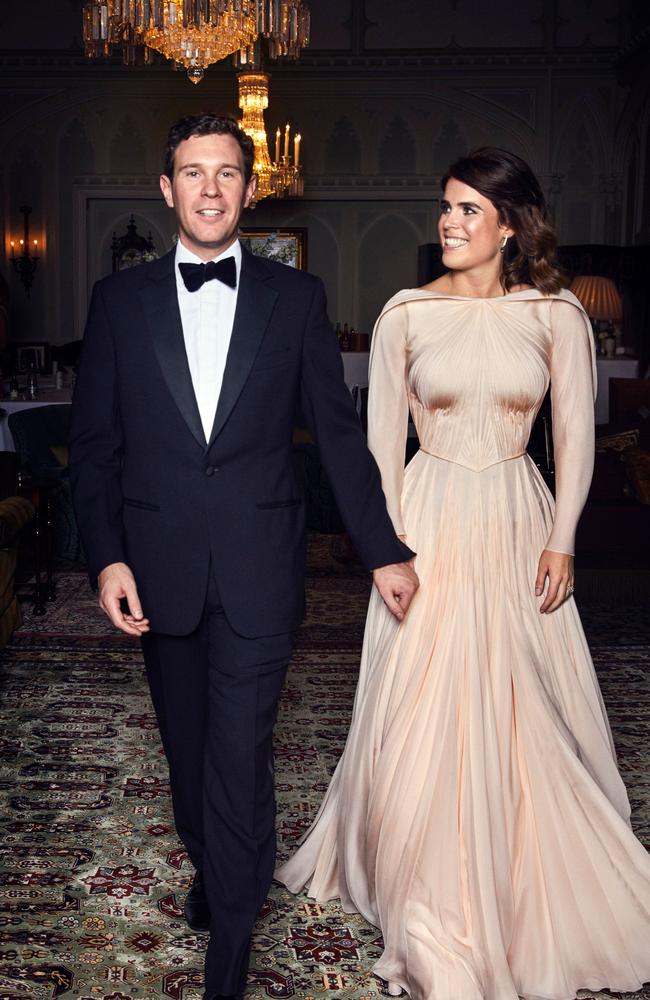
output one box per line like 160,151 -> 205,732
277,288 -> 650,1000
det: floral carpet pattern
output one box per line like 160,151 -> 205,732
0,541 -> 649,1000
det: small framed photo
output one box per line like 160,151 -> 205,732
240,228 -> 307,271
12,341 -> 51,373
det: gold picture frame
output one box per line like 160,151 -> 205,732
240,228 -> 307,270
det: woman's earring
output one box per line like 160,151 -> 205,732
499,236 -> 509,254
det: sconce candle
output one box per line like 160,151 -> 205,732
9,205 -> 40,299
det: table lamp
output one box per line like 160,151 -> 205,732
569,275 -> 623,356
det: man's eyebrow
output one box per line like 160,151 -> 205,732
178,161 -> 242,171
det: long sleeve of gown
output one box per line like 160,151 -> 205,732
367,300 -> 410,537
544,296 -> 597,556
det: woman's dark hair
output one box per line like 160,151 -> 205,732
164,112 -> 255,183
441,147 -> 563,294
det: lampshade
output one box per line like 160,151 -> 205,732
569,275 -> 622,322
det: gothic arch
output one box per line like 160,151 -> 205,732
553,98 -> 607,178
323,117 -> 361,175
379,116 -> 417,176
553,99 -> 608,243
109,115 -> 147,174
59,118 -> 95,177
358,213 -> 424,332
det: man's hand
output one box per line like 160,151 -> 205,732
98,562 -> 150,636
372,561 -> 419,621
535,549 -> 574,614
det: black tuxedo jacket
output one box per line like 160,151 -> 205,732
69,246 -> 413,637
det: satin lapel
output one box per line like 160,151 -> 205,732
139,253 -> 207,450
208,251 -> 279,446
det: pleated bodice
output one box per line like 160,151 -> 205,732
367,288 -> 597,555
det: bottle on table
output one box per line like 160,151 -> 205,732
340,323 -> 350,352
9,371 -> 20,400
26,363 -> 39,400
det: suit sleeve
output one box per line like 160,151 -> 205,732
68,281 -> 126,583
299,277 -> 415,570
545,298 -> 597,556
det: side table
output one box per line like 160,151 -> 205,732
17,472 -> 62,615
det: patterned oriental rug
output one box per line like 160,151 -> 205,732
1,538 -> 649,1000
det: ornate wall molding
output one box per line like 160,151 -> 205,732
0,48 -> 619,76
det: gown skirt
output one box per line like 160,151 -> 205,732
277,450 -> 650,1000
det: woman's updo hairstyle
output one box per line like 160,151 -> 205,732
442,147 -> 563,295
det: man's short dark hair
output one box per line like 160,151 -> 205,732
164,112 -> 255,183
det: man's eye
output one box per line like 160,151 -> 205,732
186,171 -> 199,177
221,170 -> 233,178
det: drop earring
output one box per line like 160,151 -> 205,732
499,236 -> 509,254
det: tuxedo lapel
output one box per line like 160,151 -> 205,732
139,250 -> 207,450
208,248 -> 279,446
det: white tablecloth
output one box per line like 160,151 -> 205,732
0,396 -> 72,452
341,352 -> 369,391
594,358 -> 639,424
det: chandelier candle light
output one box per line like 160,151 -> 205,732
238,71 -> 302,203
83,1 -> 310,84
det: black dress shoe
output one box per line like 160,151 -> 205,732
184,870 -> 211,933
203,994 -> 242,1000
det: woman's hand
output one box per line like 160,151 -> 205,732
535,549 -> 574,614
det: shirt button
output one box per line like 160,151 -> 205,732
205,466 -> 217,477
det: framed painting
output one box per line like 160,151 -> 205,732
12,341 -> 51,373
240,228 -> 307,270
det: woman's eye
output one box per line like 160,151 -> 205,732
463,206 -> 476,215
441,204 -> 450,214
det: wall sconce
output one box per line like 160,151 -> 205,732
9,205 -> 40,299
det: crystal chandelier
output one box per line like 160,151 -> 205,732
83,1 -> 310,84
238,71 -> 303,204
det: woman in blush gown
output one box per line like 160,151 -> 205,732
277,148 -> 650,1000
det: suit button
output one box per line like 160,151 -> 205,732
205,466 -> 217,476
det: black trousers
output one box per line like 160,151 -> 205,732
141,570 -> 293,995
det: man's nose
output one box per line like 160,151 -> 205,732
201,176 -> 222,197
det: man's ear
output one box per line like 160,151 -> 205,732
243,174 -> 257,210
160,173 -> 174,209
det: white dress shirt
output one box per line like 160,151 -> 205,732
175,238 -> 242,441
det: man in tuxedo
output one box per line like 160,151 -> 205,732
69,113 -> 417,1000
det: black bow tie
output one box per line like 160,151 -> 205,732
179,256 -> 237,293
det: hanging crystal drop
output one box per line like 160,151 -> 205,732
187,63 -> 204,83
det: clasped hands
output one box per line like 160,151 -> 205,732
373,560 -> 420,621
